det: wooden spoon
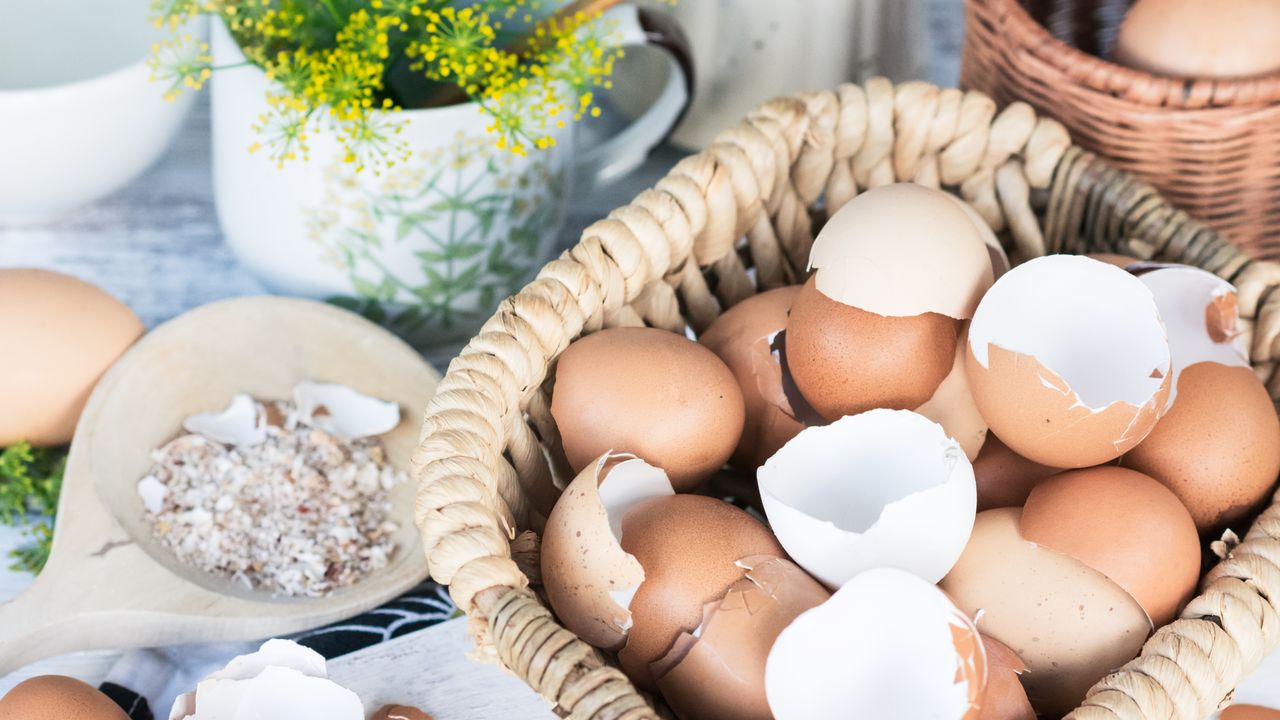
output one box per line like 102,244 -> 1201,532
0,297 -> 439,675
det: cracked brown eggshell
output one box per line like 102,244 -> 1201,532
698,286 -> 812,471
977,635 -> 1034,720
966,255 -> 1172,468
940,508 -> 1152,718
616,493 -> 785,690
786,183 -> 993,421
653,556 -> 828,720
1123,266 -> 1280,532
1020,465 -> 1201,627
551,326 -> 745,492
540,453 -> 674,651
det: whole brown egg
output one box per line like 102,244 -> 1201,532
551,326 -> 745,491
0,676 -> 130,720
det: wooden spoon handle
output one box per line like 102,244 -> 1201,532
0,576 -> 101,676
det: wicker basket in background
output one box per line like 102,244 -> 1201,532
963,0 -> 1280,260
413,79 -> 1280,719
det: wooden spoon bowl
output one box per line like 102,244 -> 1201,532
0,297 -> 439,675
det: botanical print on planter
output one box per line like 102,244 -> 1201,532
306,131 -> 567,348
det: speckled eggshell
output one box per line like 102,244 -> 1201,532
0,676 -> 130,720
978,635 -> 1035,720
1124,362 -> 1280,532
939,508 -> 1152,718
971,433 -> 1063,512
0,269 -> 144,446
787,275 -> 959,421
1020,466 -> 1201,627
698,286 -> 810,470
615,494 -> 785,690
551,327 -> 745,491
1114,0 -> 1280,79
653,556 -> 828,720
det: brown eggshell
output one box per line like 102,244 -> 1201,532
972,433 -> 1062,511
1224,706 -> 1280,720
1114,0 -> 1280,79
370,706 -> 433,720
552,326 -> 745,491
1124,362 -> 1280,532
939,508 -> 1152,718
965,342 -> 1170,468
617,494 -> 786,690
1020,466 -> 1200,627
978,636 -> 1035,720
699,287 -> 809,470
915,325 -> 989,460
0,269 -> 144,446
0,676 -> 130,720
653,556 -> 829,720
541,455 -> 670,651
788,275 -> 958,421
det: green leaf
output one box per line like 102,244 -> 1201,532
0,442 -> 67,574
351,276 -> 382,299
451,243 -> 487,260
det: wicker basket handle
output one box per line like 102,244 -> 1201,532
414,79 -> 1280,719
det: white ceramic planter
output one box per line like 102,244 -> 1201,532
0,0 -> 201,221
211,7 -> 688,349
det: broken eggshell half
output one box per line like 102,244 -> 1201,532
965,254 -> 1172,468
293,381 -> 401,438
539,453 -> 675,651
765,567 -> 986,720
758,409 -> 976,588
652,555 -> 829,720
168,639 -> 362,720
182,394 -> 266,447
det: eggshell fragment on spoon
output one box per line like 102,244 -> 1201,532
758,409 -> 976,587
966,255 -> 1172,468
539,453 -> 675,651
765,567 -> 986,720
653,555 -> 829,720
293,381 -> 401,438
182,394 -> 266,447
169,639 -> 362,720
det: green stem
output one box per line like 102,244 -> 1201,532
319,0 -> 345,27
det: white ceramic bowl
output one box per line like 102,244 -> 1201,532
0,0 -> 203,222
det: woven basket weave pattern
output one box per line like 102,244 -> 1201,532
963,0 -> 1280,260
413,79 -> 1280,719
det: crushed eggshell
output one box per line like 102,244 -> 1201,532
169,639 -> 362,720
809,183 -> 994,319
652,555 -> 829,720
966,255 -> 1171,468
765,567 -> 986,720
757,409 -> 976,587
182,394 -> 266,447
137,474 -> 168,515
292,381 -> 401,438
540,453 -> 674,650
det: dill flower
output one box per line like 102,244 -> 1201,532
150,0 -> 627,170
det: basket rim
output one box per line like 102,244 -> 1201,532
980,0 -> 1280,110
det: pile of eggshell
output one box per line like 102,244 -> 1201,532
542,183 -> 1280,720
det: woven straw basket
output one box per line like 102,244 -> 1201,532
413,79 -> 1280,719
962,0 -> 1280,261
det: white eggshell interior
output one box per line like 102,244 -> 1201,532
809,184 -> 993,319
293,381 -> 401,438
1138,265 -> 1248,405
968,255 -> 1170,409
757,409 -> 976,587
599,454 -> 675,615
183,393 -> 266,447
765,567 -> 983,720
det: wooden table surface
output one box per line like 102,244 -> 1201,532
0,0 -> 964,710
